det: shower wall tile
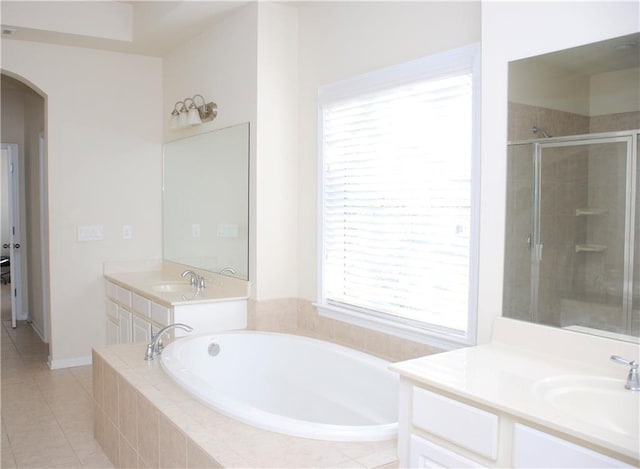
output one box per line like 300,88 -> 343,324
508,102 -> 589,140
590,111 -> 640,133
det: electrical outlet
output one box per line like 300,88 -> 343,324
192,224 -> 201,238
122,225 -> 132,239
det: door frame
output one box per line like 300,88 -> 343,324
1,143 -> 24,328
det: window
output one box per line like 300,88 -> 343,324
317,45 -> 480,349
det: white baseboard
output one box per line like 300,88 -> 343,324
48,355 -> 92,370
29,320 -> 47,343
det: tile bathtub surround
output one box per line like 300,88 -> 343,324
93,343 -> 399,468
247,298 -> 443,362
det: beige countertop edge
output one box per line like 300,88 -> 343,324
104,272 -> 248,308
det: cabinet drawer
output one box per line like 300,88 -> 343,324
151,302 -> 170,326
512,424 -> 630,468
412,387 -> 499,460
116,286 -> 132,307
106,281 -> 117,301
132,293 -> 151,318
106,299 -> 118,321
410,434 -> 484,468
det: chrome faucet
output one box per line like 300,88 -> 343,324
610,355 -> 640,391
144,323 -> 193,360
181,269 -> 205,289
181,269 -> 199,287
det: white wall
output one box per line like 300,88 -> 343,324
162,3 -> 259,293
296,1 -> 481,301
1,40 -> 162,367
255,2 -> 299,300
480,1 -> 639,344
162,3 -> 300,301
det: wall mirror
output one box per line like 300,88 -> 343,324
163,123 -> 249,280
503,33 -> 640,341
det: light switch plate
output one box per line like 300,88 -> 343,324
77,225 -> 104,241
192,224 -> 201,238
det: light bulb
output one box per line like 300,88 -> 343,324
187,106 -> 202,125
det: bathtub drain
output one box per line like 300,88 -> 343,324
208,342 -> 220,356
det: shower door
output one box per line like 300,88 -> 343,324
532,135 -> 636,335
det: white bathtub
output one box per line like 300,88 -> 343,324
160,331 -> 398,441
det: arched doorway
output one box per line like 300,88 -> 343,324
1,72 -> 50,353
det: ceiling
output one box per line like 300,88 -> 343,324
1,1 -> 250,57
519,32 -> 640,76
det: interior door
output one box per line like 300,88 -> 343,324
1,144 -> 23,328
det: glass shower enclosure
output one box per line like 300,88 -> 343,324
504,130 -> 639,337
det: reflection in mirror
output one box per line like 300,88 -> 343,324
503,34 -> 640,341
163,123 -> 249,280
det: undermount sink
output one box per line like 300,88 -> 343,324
534,375 -> 640,437
150,281 -> 195,293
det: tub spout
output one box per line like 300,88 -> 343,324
144,323 -> 193,361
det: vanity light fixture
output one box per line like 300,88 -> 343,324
169,94 -> 217,129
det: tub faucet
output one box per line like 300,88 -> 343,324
219,267 -> 236,275
610,355 -> 640,391
181,270 -> 205,289
145,323 -> 193,360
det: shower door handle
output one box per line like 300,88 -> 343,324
535,243 -> 543,261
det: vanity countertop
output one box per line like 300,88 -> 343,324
390,318 -> 640,462
105,269 -> 249,307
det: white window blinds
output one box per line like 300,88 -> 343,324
319,46 -> 479,341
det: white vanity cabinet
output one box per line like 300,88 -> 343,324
105,279 -> 247,345
106,282 -> 147,345
397,378 -> 633,468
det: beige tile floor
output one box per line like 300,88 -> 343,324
1,287 -> 113,468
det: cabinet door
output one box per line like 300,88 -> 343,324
151,302 -> 170,326
118,307 -> 132,344
410,434 -> 484,468
512,424 -> 631,468
132,315 -> 151,344
106,317 -> 119,345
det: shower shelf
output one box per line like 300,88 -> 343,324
575,208 -> 608,216
575,244 -> 607,253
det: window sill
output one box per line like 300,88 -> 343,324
315,303 -> 474,352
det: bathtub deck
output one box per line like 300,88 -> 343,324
92,343 -> 399,468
